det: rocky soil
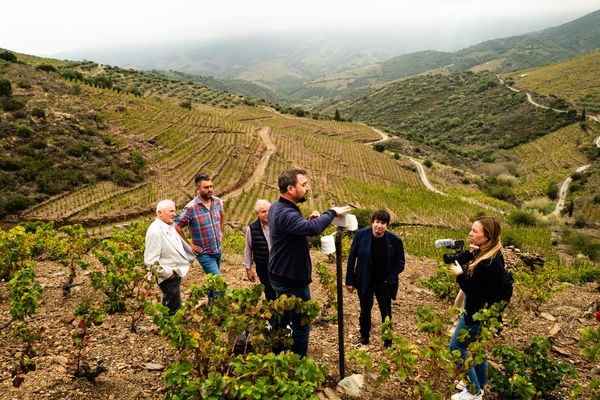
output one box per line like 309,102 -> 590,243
0,248 -> 598,400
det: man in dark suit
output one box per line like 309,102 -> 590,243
345,210 -> 405,347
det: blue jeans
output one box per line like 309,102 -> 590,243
449,315 -> 487,393
158,275 -> 182,316
196,252 -> 221,275
196,252 -> 222,299
270,280 -> 311,357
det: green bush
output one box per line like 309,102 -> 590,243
490,336 -> 575,399
31,107 -> 45,118
508,210 -> 538,226
0,78 -> 12,96
16,125 -> 34,138
17,81 -> 31,89
2,97 -> 25,111
0,50 -> 18,62
419,263 -> 459,302
546,183 -> 558,200
563,230 -> 600,262
1,194 -> 31,214
36,64 -> 57,72
179,100 -> 192,109
60,69 -> 83,81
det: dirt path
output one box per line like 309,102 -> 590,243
222,126 -> 276,202
408,157 -> 446,196
496,75 -> 600,217
496,75 -> 567,113
551,164 -> 591,216
365,126 -> 390,145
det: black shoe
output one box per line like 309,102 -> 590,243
359,337 -> 369,345
383,339 -> 392,348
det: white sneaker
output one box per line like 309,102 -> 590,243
451,388 -> 483,400
453,381 -> 484,395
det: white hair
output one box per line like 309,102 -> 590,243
254,199 -> 270,213
156,199 -> 175,215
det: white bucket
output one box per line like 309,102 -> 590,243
332,214 -> 358,231
321,234 -> 336,254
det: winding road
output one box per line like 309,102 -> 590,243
497,74 -> 600,216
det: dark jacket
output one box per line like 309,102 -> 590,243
456,251 -> 505,324
345,227 -> 405,299
268,197 -> 336,287
249,219 -> 269,268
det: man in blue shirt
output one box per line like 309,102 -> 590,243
268,168 -> 350,356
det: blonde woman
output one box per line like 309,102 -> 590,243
449,216 -> 505,400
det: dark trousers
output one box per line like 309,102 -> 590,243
256,262 -> 276,300
359,281 -> 392,340
159,275 -> 182,315
270,280 -> 311,357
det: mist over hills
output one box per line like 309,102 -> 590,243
52,11 -> 588,94
304,9 -> 600,104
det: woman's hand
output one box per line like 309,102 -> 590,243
450,261 -> 464,276
468,243 -> 480,253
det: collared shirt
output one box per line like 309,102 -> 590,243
176,196 -> 224,254
243,222 -> 271,269
157,219 -> 185,255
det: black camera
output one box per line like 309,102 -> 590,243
434,239 -> 465,264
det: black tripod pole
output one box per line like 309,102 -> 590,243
335,226 -> 345,379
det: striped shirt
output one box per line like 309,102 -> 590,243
176,196 -> 224,254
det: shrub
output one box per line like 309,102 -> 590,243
179,100 -> 192,109
2,97 -> 25,111
16,125 -> 34,138
0,78 -> 13,96
60,69 -> 83,81
17,81 -> 31,89
562,230 -> 600,262
419,263 -> 459,302
36,64 -> 57,72
1,194 -> 31,214
423,159 -> 433,168
373,144 -> 385,152
31,107 -> 45,118
0,50 -> 18,62
490,336 -> 576,398
546,183 -> 558,200
522,198 -> 553,215
508,210 -> 538,227
151,275 -> 325,399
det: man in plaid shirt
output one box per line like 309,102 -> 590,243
175,174 -> 225,277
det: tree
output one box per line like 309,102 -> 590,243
334,109 -> 341,121
581,108 -> 586,121
0,78 -> 12,97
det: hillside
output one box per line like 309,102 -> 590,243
305,9 -> 600,101
0,55 -> 146,219
0,50 -> 506,231
342,71 -> 579,161
502,50 -> 600,114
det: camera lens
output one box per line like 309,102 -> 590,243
443,253 -> 459,264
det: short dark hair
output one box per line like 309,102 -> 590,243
194,174 -> 211,187
278,168 -> 307,194
371,209 -> 390,225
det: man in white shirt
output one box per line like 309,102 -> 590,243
144,199 -> 195,315
243,199 -> 275,300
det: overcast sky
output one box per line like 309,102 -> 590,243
2,0 -> 599,55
